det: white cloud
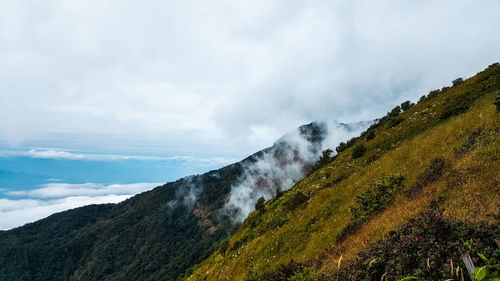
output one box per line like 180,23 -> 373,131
0,195 -> 131,230
0,1 -> 499,157
0,182 -> 162,230
0,149 -> 238,165
6,182 -> 161,198
27,149 -> 86,160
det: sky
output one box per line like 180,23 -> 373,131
1,0 -> 499,157
1,0 -> 500,229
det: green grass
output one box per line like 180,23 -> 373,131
185,63 -> 500,281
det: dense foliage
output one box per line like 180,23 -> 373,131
331,206 -> 500,281
0,163 -> 244,281
0,119 -> 337,281
2,63 -> 499,281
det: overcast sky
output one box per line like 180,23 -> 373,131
1,0 -> 499,157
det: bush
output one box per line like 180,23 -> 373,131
336,137 -> 358,154
313,149 -> 334,170
454,128 -> 483,156
350,174 -> 405,223
255,197 -> 265,212
453,77 -> 464,86
352,144 -> 367,159
401,100 -> 414,111
335,142 -> 348,153
331,206 -> 500,281
260,261 -> 308,281
337,175 -> 405,242
365,130 -> 376,141
439,90 -> 483,120
385,117 -> 404,128
388,106 -> 402,117
428,89 -> 441,99
284,191 -> 308,211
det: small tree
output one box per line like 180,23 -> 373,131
255,197 -> 265,212
312,149 -> 334,171
275,187 -> 283,199
388,106 -> 401,117
319,149 -> 333,165
401,100 -> 414,111
452,77 -> 464,86
336,142 -> 348,153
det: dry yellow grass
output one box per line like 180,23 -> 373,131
185,65 -> 500,281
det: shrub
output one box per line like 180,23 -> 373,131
260,261 -> 307,281
352,144 -> 367,159
275,187 -> 284,199
346,137 -> 357,147
350,174 -> 405,223
331,206 -> 500,281
388,106 -> 402,117
439,90 -> 482,119
255,197 -> 265,212
284,191 -> 308,211
427,89 -> 441,99
385,117 -> 404,128
313,149 -> 334,170
337,175 -> 405,242
401,100 -> 414,111
454,128 -> 483,156
365,130 -> 376,141
289,267 -> 317,281
336,137 -> 358,154
453,77 -> 464,86
335,142 -> 348,153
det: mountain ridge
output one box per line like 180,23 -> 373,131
0,119 -> 367,281
185,62 -> 500,281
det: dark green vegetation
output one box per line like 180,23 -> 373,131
0,120 -> 337,281
186,63 -> 500,281
331,205 -> 500,281
2,63 -> 499,281
336,174 -> 405,243
0,164 -> 243,281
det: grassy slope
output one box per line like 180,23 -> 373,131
185,63 -> 500,281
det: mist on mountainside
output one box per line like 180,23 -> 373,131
225,120 -> 372,220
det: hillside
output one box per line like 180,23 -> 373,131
186,63 -> 500,281
0,119 -> 366,280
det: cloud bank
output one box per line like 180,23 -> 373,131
1,1 -> 499,156
0,149 -> 237,166
0,182 -> 160,230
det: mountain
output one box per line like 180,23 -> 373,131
2,63 -> 498,281
185,63 -> 500,281
0,120 -> 368,281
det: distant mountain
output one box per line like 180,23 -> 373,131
0,119 -> 368,281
